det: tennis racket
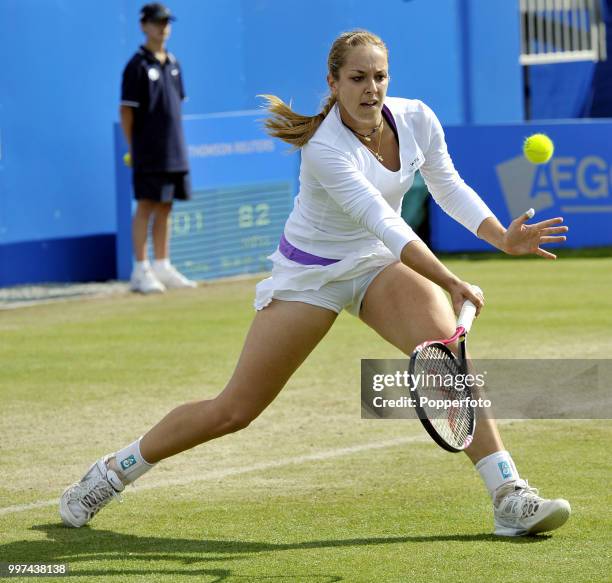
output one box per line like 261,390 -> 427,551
408,287 -> 481,453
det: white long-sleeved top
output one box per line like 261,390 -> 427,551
283,97 -> 494,260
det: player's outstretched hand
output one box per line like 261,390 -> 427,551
502,208 -> 569,259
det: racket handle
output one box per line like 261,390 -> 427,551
457,286 -> 482,333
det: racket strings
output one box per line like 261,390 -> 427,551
412,344 -> 474,449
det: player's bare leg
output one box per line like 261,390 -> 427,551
360,261 -> 570,535
140,300 -> 337,461
60,300 -> 337,526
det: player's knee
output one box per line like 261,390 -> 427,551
213,402 -> 255,435
228,411 -> 253,433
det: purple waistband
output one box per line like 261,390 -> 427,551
278,233 -> 341,266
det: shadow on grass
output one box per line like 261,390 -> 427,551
0,523 -> 550,580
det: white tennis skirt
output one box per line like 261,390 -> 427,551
254,242 -> 397,311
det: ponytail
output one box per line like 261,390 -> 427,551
259,94 -> 337,148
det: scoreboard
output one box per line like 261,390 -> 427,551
115,110 -> 298,281
167,181 -> 292,280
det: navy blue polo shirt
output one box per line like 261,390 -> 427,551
121,46 -> 189,173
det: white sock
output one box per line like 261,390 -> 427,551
134,260 -> 150,273
475,450 -> 519,500
113,438 -> 155,484
153,258 -> 170,270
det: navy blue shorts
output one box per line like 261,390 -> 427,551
133,172 -> 192,203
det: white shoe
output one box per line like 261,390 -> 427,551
152,263 -> 197,289
493,479 -> 571,536
130,266 -> 166,294
60,457 -> 125,528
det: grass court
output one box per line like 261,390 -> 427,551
1,254 -> 610,582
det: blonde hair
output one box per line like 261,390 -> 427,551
260,30 -> 388,148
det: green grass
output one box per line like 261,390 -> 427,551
1,256 -> 611,582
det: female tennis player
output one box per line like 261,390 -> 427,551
60,30 -> 570,536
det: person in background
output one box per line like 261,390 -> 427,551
120,2 -> 196,293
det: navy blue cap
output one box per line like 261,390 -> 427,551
140,3 -> 176,22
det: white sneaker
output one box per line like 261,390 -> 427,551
152,263 -> 197,289
59,457 -> 125,528
493,479 -> 571,536
130,266 -> 166,294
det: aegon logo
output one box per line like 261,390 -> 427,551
496,155 -> 612,218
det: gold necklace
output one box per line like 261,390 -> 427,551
343,116 -> 385,162
343,117 -> 383,142
364,120 -> 384,162
349,119 -> 382,142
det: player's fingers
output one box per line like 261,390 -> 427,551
536,247 -> 557,259
514,208 -> 535,225
541,225 -> 569,235
470,284 -> 484,300
466,287 -> 484,316
535,217 -> 564,228
540,235 -> 566,244
467,288 -> 484,305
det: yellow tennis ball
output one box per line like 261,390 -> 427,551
523,133 -> 554,164
123,152 -> 132,167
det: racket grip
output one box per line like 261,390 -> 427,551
457,286 -> 482,333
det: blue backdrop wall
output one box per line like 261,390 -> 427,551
0,0 -> 523,285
